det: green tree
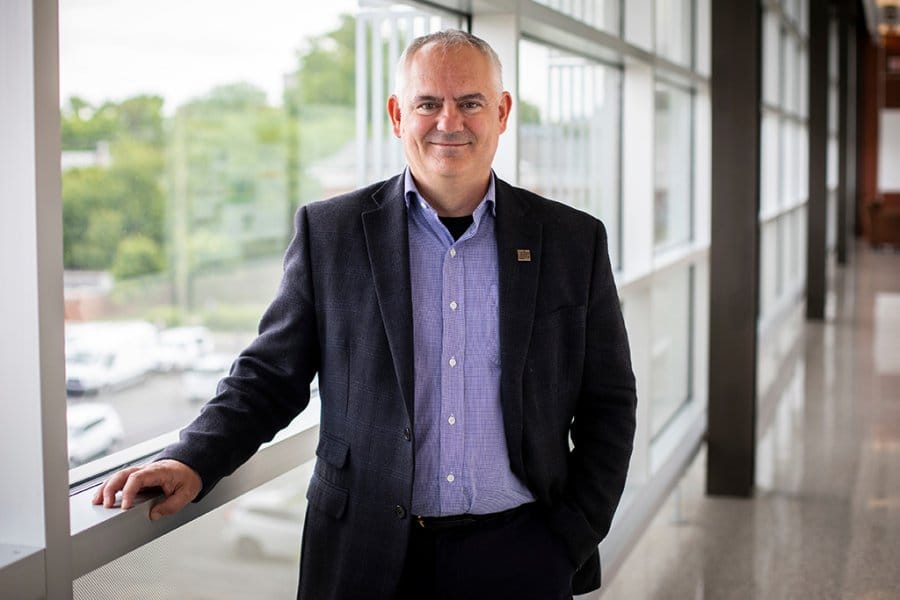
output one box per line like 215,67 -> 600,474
61,95 -> 167,276
61,96 -> 117,150
518,99 -> 542,124
293,14 -> 356,106
61,95 -> 164,150
112,234 -> 165,279
69,208 -> 123,270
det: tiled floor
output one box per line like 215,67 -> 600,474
601,245 -> 900,600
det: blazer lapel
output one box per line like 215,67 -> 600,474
495,179 -> 542,476
361,176 -> 416,421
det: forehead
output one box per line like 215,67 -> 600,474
404,43 -> 495,95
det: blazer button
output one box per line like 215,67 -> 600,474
403,427 -> 411,441
394,505 -> 407,519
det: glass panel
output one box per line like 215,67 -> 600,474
533,0 -> 620,35
798,124 -> 809,202
654,81 -> 692,250
799,45 -> 809,119
826,189 -> 838,250
649,265 -> 691,438
655,0 -> 692,66
781,118 -> 794,208
59,1 -> 458,472
776,216 -> 786,298
783,33 -> 797,113
74,461 -> 314,599
760,220 -> 778,317
518,39 -> 622,267
762,9 -> 781,106
760,110 -> 780,215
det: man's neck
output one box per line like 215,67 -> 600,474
411,171 -> 491,217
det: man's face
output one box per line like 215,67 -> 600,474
388,43 -> 512,188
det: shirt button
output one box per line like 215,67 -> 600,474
450,301 -> 458,311
394,505 -> 407,519
449,357 -> 457,367
448,415 -> 456,425
449,248 -> 457,258
446,473 -> 455,483
403,427 -> 411,441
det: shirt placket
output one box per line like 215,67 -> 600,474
440,242 -> 466,514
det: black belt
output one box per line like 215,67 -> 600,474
413,503 -> 535,531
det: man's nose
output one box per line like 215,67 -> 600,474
436,104 -> 464,132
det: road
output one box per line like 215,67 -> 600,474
67,332 -> 249,450
69,370 -> 214,449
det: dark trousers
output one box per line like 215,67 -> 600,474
396,504 -> 575,600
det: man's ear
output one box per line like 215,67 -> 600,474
497,91 -> 512,134
388,95 -> 402,138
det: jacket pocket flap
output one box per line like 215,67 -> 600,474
306,473 -> 348,519
316,431 -> 350,468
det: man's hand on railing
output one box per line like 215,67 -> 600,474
92,459 -> 202,521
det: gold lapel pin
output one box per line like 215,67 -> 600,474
517,249 -> 531,262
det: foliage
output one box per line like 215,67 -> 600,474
199,303 -> 267,332
61,13 -> 360,294
112,234 -> 165,279
61,96 -> 166,276
291,14 -> 356,107
141,305 -> 188,328
518,99 -> 542,125
61,95 -> 164,150
170,83 -> 292,276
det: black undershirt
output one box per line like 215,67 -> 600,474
439,215 -> 474,241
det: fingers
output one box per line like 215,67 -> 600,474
92,466 -> 142,508
91,460 -> 203,520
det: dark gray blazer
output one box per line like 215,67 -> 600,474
159,173 -> 637,599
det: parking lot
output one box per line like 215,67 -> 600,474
69,343 -> 314,598
67,371 -> 209,448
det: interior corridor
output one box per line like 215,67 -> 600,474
601,244 -> 900,599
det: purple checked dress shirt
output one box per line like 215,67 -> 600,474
405,169 -> 534,517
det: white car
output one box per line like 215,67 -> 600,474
182,353 -> 233,403
154,326 -> 214,372
67,402 -> 124,467
65,321 -> 159,395
222,468 -> 313,560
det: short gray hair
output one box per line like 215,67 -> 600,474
394,29 -> 503,97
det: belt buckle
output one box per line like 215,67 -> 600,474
416,515 -> 427,529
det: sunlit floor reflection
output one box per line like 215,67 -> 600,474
599,244 -> 900,600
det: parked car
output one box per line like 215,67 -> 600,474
67,402 -> 124,467
65,321 -> 159,396
222,462 -> 314,559
153,326 -> 214,372
182,353 -> 233,403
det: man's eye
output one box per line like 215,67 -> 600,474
417,103 -> 438,111
462,102 -> 481,110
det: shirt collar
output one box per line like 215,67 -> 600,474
403,167 -> 497,220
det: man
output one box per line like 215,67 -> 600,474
94,30 -> 636,599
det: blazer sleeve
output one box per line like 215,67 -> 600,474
156,205 -> 321,498
547,218 -> 637,568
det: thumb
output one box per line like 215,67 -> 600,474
149,490 -> 192,521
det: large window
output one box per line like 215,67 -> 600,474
59,1 -> 460,474
518,39 -> 622,267
2,1 -> 714,595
